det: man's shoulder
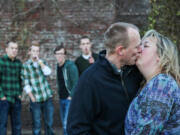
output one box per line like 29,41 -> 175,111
0,55 -> 4,62
23,59 -> 31,67
66,60 -> 74,64
0,55 -> 7,61
80,61 -> 101,78
15,58 -> 22,63
124,65 -> 140,74
92,53 -> 98,59
24,59 -> 30,64
65,60 -> 76,67
122,65 -> 143,83
75,55 -> 83,62
0,56 -> 4,65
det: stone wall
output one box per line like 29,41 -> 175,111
0,0 -> 150,130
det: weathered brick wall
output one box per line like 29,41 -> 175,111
0,0 -> 150,130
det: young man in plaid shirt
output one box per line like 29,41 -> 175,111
0,41 -> 22,135
21,43 -> 54,135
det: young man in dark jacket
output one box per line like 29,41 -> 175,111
54,44 -> 79,135
67,22 -> 143,135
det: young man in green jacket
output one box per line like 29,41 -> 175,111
54,44 -> 79,135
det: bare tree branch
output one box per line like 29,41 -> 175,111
50,0 -> 79,26
12,0 -> 44,21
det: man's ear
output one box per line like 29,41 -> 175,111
28,48 -> 31,56
28,51 -> 30,56
115,45 -> 125,56
5,48 -> 8,53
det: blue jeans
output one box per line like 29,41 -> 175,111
30,98 -> 54,135
59,99 -> 71,135
0,99 -> 21,135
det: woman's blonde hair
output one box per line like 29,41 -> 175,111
143,29 -> 180,84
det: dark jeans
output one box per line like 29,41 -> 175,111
59,99 -> 71,135
0,99 -> 21,135
30,98 -> 54,135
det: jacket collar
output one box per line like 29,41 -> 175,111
4,54 -> 17,61
99,50 -> 121,75
99,50 -> 135,76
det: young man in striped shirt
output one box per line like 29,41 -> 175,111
0,41 -> 22,135
21,43 -> 54,135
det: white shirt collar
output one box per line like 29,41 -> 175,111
82,54 -> 91,60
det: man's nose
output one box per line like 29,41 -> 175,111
13,49 -> 17,51
137,46 -> 143,53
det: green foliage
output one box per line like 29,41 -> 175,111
177,11 -> 180,16
147,0 -> 180,47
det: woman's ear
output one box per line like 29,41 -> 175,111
156,56 -> 160,63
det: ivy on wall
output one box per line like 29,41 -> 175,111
148,0 -> 180,47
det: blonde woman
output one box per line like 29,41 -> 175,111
125,30 -> 180,135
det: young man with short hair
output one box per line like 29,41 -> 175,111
75,36 -> 98,76
0,41 -> 22,135
54,44 -> 79,135
21,43 -> 54,135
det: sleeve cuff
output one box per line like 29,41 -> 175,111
0,94 -> 5,99
42,66 -> 51,75
24,85 -> 32,94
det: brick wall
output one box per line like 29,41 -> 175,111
0,0 -> 150,129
